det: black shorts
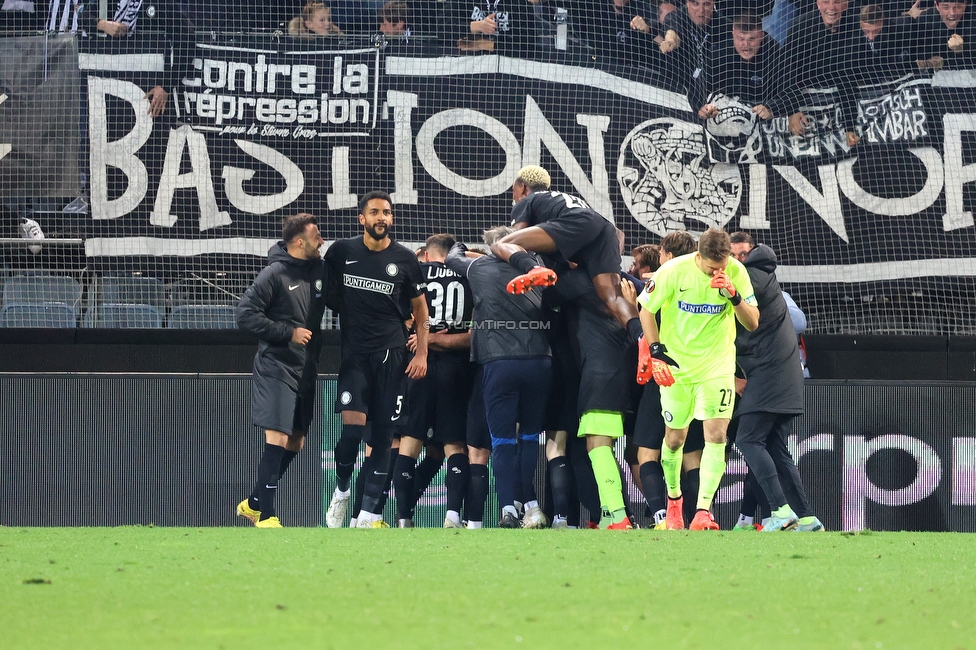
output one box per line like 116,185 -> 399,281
539,214 -> 621,278
391,370 -> 412,440
575,308 -> 637,414
466,365 -> 491,450
404,353 -> 475,445
544,326 -> 580,433
251,374 -> 315,436
633,384 -> 704,453
336,347 -> 408,428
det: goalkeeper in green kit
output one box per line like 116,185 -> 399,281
635,228 -> 760,530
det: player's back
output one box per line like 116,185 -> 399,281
421,261 -> 474,359
510,190 -> 601,227
465,255 -> 550,365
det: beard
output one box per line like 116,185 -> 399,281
364,223 -> 389,240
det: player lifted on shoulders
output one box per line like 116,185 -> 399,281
636,228 -> 759,530
494,165 -> 645,345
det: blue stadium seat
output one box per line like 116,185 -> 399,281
0,303 -> 77,328
101,276 -> 168,310
93,304 -> 163,329
167,305 -> 238,329
2,275 -> 83,319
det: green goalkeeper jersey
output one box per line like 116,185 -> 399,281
637,252 -> 757,381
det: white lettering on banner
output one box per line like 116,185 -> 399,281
774,164 -> 849,242
393,93 -> 611,210
738,164 -> 768,229
88,77 -> 152,220
152,126 -> 230,230
859,84 -> 927,145
183,51 -> 374,131
416,108 -> 522,197
763,117 -> 974,238
0,94 -> 11,163
327,146 -> 357,210
761,100 -> 851,160
522,95 -> 613,219
843,434 -> 942,532
837,147 -> 944,217
952,437 -> 976,505
222,140 -> 304,215
387,90 -> 419,205
943,114 -> 976,231
197,55 -> 316,94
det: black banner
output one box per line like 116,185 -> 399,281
0,34 -> 80,198
2,35 -> 975,292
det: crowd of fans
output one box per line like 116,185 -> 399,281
2,1 -> 972,139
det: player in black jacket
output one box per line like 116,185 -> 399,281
235,213 -> 328,528
730,232 -> 822,532
447,228 -> 552,528
324,191 -> 429,529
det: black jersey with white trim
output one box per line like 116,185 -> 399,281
421,261 -> 473,336
510,190 -> 600,228
326,237 -> 426,354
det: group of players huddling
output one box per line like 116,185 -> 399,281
234,165 -> 824,533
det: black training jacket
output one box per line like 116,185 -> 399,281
734,244 -> 804,416
236,242 -> 328,389
446,243 -> 550,365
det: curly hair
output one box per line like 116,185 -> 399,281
515,165 -> 551,192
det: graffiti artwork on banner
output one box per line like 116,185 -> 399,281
702,93 -> 763,165
181,47 -> 381,138
857,77 -> 930,145
761,88 -> 853,161
618,118 -> 741,237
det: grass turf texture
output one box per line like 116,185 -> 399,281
1,528 -> 973,649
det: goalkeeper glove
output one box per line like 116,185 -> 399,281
637,337 -> 679,387
710,272 -> 742,306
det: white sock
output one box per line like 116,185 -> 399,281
553,515 -> 567,526
349,517 -> 358,528
446,510 -> 461,524
502,505 -> 519,518
736,514 -> 754,527
467,520 -> 483,529
524,500 -> 539,511
356,510 -> 372,522
335,487 -> 350,498
370,512 -> 382,523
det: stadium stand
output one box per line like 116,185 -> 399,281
1,274 -> 83,321
167,304 -> 238,329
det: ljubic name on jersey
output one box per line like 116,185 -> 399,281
424,263 -> 472,333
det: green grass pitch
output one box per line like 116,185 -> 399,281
1,528 -> 973,649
